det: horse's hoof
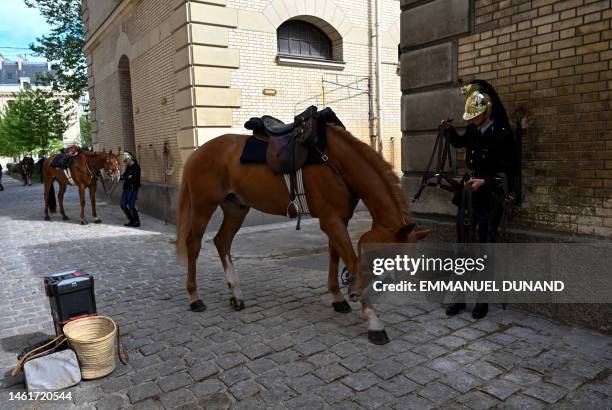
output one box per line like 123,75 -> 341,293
44,216 -> 50,221
80,220 -> 88,225
62,215 -> 69,221
332,300 -> 352,313
368,330 -> 390,345
229,297 -> 245,311
190,299 -> 207,312
94,219 -> 102,224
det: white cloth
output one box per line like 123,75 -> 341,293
24,349 -> 81,391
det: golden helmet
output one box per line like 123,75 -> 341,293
461,83 -> 492,121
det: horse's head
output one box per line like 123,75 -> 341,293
346,224 -> 432,301
102,150 -> 121,181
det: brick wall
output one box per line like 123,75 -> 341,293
86,0 -> 181,185
456,0 -> 612,236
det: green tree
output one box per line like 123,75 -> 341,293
79,115 -> 92,148
25,0 -> 87,100
0,89 -> 73,156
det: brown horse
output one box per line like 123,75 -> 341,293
176,125 -> 432,344
20,156 -> 35,186
43,151 -> 121,224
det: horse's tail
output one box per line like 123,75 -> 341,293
175,171 -> 191,263
44,165 -> 57,213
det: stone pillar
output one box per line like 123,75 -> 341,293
399,0 -> 472,215
172,0 -> 241,166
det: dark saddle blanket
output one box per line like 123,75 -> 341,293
240,106 -> 344,173
51,153 -> 78,169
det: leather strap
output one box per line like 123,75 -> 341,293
12,335 -> 67,376
116,325 -> 129,365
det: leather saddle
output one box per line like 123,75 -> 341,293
245,105 -> 319,174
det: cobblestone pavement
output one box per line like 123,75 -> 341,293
1,175 -> 611,409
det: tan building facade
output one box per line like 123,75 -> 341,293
82,0 -> 401,220
400,0 -> 612,238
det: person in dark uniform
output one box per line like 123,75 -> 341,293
440,80 -> 516,319
0,163 -> 4,191
120,151 -> 141,227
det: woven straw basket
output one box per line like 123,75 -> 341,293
63,316 -> 117,379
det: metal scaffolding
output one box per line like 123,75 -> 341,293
293,73 -> 375,148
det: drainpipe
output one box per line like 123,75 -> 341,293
374,0 -> 383,153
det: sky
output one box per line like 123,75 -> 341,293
0,0 -> 51,62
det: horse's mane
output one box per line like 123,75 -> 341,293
330,125 -> 412,225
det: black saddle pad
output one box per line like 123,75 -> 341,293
240,135 -> 326,166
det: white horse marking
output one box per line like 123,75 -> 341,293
224,255 -> 242,300
363,305 -> 385,331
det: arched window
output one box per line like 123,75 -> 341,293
277,20 -> 332,60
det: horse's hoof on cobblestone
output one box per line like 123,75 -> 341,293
80,220 -> 88,225
190,299 -> 207,312
94,219 -> 101,224
230,297 -> 245,311
62,215 -> 69,221
368,330 -> 390,345
332,300 -> 352,313
44,216 -> 50,221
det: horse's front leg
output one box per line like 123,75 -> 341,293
320,217 -> 388,344
319,217 -> 364,302
362,300 -> 389,345
89,180 -> 101,223
78,185 -> 87,224
328,241 -> 351,313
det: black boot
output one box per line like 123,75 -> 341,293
130,208 -> 140,227
472,303 -> 488,319
122,207 -> 134,226
446,303 -> 466,316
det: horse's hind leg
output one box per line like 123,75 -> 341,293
214,201 -> 250,311
187,203 -> 217,312
58,184 -> 69,220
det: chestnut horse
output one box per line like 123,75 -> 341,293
176,125 -> 431,344
20,156 -> 35,186
43,151 -> 121,224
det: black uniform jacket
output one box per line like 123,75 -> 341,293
445,121 -> 516,202
122,163 -> 141,191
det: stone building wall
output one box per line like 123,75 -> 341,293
400,0 -> 612,237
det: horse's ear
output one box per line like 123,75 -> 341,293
109,149 -> 113,155
102,148 -> 106,153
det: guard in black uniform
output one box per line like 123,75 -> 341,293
120,151 -> 141,227
440,80 -> 516,319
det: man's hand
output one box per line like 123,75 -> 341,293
439,118 -> 454,130
468,178 -> 485,191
